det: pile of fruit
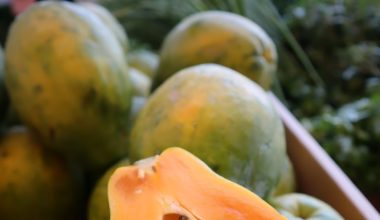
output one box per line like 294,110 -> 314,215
0,1 -> 344,220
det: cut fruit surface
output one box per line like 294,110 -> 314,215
108,147 -> 285,220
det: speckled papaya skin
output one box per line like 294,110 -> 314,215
4,1 -> 132,175
152,11 -> 277,91
130,64 -> 286,199
0,127 -> 85,220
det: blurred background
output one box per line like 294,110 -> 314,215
1,0 -> 379,211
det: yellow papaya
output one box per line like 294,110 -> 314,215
4,1 -> 133,175
152,11 -> 277,91
0,127 -> 85,220
130,64 -> 287,198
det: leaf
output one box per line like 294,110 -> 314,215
337,98 -> 371,122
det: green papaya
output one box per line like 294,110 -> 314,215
152,11 -> 277,91
270,156 -> 296,197
129,67 -> 151,97
128,49 -> 159,79
130,64 -> 287,198
270,193 -> 344,220
5,1 -> 133,175
79,1 -> 129,53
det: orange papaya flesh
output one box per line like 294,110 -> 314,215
108,147 -> 286,220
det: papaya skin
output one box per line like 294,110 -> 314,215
4,1 -> 132,175
270,193 -> 344,220
130,64 -> 287,198
270,156 -> 297,197
128,49 -> 159,79
88,158 -> 130,220
108,147 -> 286,220
152,11 -> 277,91
0,127 -> 85,220
79,1 -> 129,53
129,67 -> 151,97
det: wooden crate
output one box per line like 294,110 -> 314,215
270,94 -> 380,220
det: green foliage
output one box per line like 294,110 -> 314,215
280,0 -> 380,193
96,0 -> 323,90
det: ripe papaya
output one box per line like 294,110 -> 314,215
108,147 -> 286,220
79,1 -> 129,53
0,127 -> 85,220
152,11 -> 277,91
130,64 -> 287,198
88,158 -> 130,220
4,1 -> 133,175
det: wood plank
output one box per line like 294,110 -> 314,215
270,94 -> 380,220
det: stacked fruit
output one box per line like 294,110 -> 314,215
0,1 -> 343,220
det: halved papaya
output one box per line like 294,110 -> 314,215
108,147 -> 285,220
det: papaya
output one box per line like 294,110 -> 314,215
108,147 -> 286,220
152,11 -> 277,91
0,127 -> 85,220
0,46 -> 9,127
1,105 -> 22,130
79,1 -> 129,53
270,156 -> 297,197
126,96 -> 146,133
88,158 -> 130,220
128,48 -> 159,79
129,67 -> 151,97
130,64 -> 287,198
4,1 -> 133,175
88,97 -> 145,220
270,193 -> 344,220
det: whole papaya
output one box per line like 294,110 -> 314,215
5,1 -> 133,175
152,11 -> 277,91
0,127 -> 85,220
130,64 -> 287,198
